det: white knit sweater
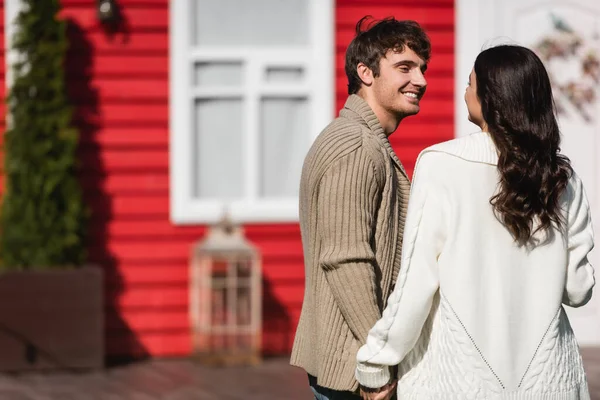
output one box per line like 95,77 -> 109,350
356,132 -> 595,400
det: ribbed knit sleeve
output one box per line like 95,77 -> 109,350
563,173 -> 595,307
317,146 -> 383,345
355,152 -> 445,389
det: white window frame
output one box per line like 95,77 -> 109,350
170,0 -> 334,225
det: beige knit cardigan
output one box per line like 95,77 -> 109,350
290,95 -> 411,391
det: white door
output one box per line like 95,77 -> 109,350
457,0 -> 600,346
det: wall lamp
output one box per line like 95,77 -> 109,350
97,0 -> 120,25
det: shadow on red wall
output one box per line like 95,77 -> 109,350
65,15 -> 148,366
262,277 -> 294,355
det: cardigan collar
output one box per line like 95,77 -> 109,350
340,94 -> 408,178
423,131 -> 499,166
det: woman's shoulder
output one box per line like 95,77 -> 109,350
562,168 -> 590,214
410,133 -> 498,191
566,168 -> 585,191
418,132 -> 498,167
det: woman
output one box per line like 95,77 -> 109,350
355,45 -> 595,400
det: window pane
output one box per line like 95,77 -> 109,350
259,97 -> 309,197
194,62 -> 243,86
265,67 -> 304,83
193,0 -> 308,47
194,99 -> 244,199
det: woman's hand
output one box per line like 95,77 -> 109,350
359,380 -> 397,400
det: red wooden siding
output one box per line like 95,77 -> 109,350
58,0 -> 176,358
60,0 -> 303,358
336,0 -> 455,177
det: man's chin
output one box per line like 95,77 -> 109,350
402,105 -> 420,116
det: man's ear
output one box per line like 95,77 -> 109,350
357,62 -> 374,86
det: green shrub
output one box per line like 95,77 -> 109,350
0,0 -> 88,269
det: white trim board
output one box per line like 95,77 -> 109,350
455,0 -> 487,138
5,0 -> 21,91
455,0 -> 520,137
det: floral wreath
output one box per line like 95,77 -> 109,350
534,13 -> 600,122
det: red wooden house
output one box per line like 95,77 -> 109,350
4,0 -> 600,363
0,0 -> 456,360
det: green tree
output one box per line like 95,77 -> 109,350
0,0 -> 88,269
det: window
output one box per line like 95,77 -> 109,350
170,0 -> 334,224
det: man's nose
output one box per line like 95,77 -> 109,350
412,70 -> 427,87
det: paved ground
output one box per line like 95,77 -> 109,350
0,348 -> 597,399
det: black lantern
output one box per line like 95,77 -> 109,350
97,0 -> 120,25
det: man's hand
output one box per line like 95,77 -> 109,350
359,381 -> 397,400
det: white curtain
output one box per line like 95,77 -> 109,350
260,97 -> 309,197
195,99 -> 244,199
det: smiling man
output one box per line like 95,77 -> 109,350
290,17 -> 431,400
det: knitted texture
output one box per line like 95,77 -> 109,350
290,95 -> 411,391
394,296 -> 589,399
519,308 -> 589,396
356,132 -> 594,399
396,294 -> 505,398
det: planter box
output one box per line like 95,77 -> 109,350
0,267 -> 103,371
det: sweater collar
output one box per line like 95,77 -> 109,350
340,94 -> 408,178
423,131 -> 499,165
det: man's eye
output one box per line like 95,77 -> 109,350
399,67 -> 410,72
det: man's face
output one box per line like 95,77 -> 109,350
370,47 -> 428,119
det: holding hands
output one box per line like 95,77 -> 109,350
359,381 -> 397,400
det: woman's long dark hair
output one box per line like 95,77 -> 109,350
474,45 -> 573,245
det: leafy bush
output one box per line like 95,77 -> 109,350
0,0 -> 87,269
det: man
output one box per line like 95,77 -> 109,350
290,16 -> 431,400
